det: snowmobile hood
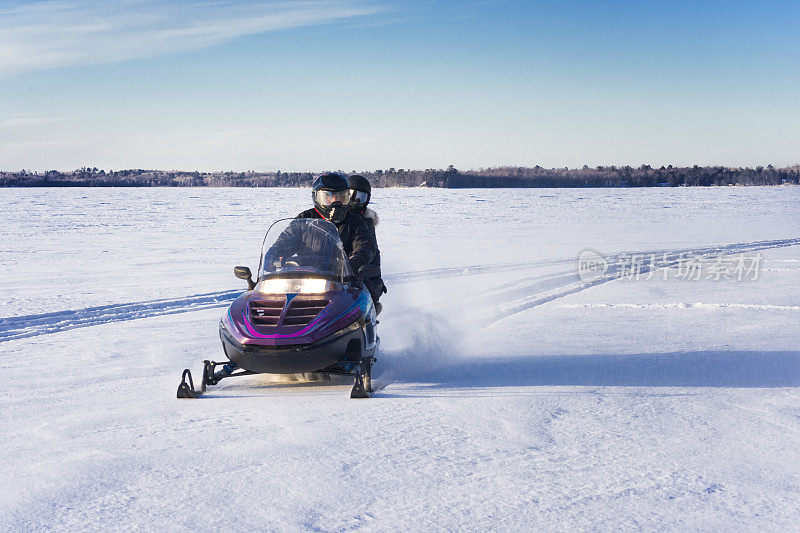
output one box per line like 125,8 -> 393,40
222,287 -> 373,347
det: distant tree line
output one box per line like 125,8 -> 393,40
2,164 -> 798,188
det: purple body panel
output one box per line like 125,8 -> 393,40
221,288 -> 369,347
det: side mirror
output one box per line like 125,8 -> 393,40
234,266 -> 256,290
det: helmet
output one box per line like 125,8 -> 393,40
311,172 -> 350,223
347,174 -> 371,211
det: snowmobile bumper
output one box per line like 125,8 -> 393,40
219,319 -> 365,374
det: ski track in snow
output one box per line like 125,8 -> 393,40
0,260 -> 573,343
1,238 -> 798,343
440,238 -> 800,328
0,291 -> 242,343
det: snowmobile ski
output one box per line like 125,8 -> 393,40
177,367 -> 205,399
177,360 -> 253,398
350,357 -> 376,398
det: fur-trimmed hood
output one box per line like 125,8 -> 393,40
362,207 -> 379,227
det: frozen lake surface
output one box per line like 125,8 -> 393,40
1,187 -> 799,530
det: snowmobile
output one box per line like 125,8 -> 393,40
177,217 -> 379,399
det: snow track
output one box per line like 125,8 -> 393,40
455,238 -> 800,327
0,262 -> 566,342
2,238 -> 798,343
0,290 -> 242,342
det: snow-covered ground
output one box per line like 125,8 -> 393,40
2,186 -> 799,531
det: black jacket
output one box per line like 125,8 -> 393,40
352,208 -> 385,302
296,208 -> 376,275
358,208 -> 382,279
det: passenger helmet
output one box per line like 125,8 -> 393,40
311,172 -> 351,223
347,174 -> 371,212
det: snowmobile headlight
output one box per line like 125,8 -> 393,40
256,278 -> 332,294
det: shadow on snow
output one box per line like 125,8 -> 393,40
381,350 -> 800,390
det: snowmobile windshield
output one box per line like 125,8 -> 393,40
258,218 -> 354,288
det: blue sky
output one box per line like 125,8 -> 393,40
1,0 -> 798,171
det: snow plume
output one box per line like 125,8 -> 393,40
374,260 -> 508,385
375,304 -> 478,385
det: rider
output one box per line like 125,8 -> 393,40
296,172 -> 377,287
347,175 -> 386,312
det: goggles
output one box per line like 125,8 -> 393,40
314,189 -> 351,207
350,190 -> 369,205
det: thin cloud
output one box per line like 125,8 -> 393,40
0,0 -> 382,77
0,114 -> 68,128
